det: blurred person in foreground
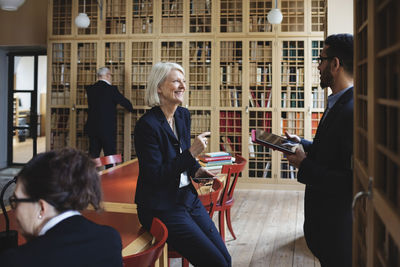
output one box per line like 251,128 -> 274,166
0,148 -> 123,267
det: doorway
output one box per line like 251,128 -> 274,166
7,52 -> 46,165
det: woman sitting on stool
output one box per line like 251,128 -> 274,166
134,62 -> 231,267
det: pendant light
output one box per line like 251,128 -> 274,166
0,0 -> 25,11
267,0 -> 283,25
75,0 -> 90,28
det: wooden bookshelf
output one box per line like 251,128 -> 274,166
353,0 -> 400,266
52,0 -> 72,35
47,0 -> 326,187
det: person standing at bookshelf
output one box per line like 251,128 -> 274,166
134,62 -> 231,267
284,34 -> 354,267
85,67 -> 134,158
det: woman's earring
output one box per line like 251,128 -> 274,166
38,215 -> 42,219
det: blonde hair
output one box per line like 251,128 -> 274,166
145,62 -> 185,107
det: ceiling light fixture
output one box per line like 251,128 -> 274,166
267,0 -> 283,25
75,0 -> 103,28
75,0 -> 90,28
0,0 -> 25,11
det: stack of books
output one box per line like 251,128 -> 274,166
198,151 -> 233,174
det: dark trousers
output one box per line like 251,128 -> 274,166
304,191 -> 352,267
137,187 -> 231,267
88,134 -> 116,158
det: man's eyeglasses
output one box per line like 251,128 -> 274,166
9,195 -> 37,209
316,56 -> 334,65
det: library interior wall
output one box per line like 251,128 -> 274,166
0,0 -> 47,47
327,0 -> 354,35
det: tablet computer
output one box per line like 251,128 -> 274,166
251,129 -> 299,154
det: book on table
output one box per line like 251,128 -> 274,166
251,129 -> 301,154
197,155 -> 232,162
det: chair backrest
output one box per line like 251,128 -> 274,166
219,155 -> 247,205
123,217 -> 168,267
94,154 -> 122,168
197,179 -> 223,217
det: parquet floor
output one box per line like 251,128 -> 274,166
171,189 -> 321,267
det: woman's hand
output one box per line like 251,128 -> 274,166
189,132 -> 210,158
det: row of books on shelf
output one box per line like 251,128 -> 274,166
281,88 -> 305,108
311,112 -> 323,135
189,90 -> 211,106
250,41 -> 273,60
249,89 -> 271,108
311,88 -> 325,109
77,43 -> 97,58
50,132 -> 69,149
105,0 -> 126,16
133,18 -> 153,33
220,20 -> 243,33
311,63 -> 320,84
51,113 -> 69,129
220,88 -> 241,107
281,162 -> 297,179
189,66 -> 211,83
105,43 -> 125,61
161,17 -> 183,33
51,92 -> 70,105
281,112 -> 304,136
249,17 -> 273,33
220,111 -> 241,133
52,65 -> 70,84
52,44 -> 70,61
162,1 -> 183,14
189,43 -> 211,62
249,160 -> 271,178
281,64 -> 304,85
77,70 -> 96,84
132,42 -> 152,58
190,0 -> 211,15
132,65 -> 151,83
220,136 -> 241,155
105,20 -> 127,34
190,112 -> 210,131
220,42 -> 242,60
220,64 -> 242,84
249,63 -> 272,85
133,0 -> 153,15
161,43 -> 183,58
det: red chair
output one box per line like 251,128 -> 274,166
93,154 -> 122,168
168,179 -> 224,267
123,217 -> 168,267
208,155 -> 247,241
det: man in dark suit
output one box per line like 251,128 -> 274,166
85,67 -> 134,158
285,34 -> 354,267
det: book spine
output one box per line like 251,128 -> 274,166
198,156 -> 232,162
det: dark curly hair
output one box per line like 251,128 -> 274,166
17,148 -> 102,212
324,33 -> 354,75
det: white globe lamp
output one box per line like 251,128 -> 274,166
75,13 -> 90,28
0,0 -> 25,11
267,0 -> 283,25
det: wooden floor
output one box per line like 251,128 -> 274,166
171,189 -> 321,267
